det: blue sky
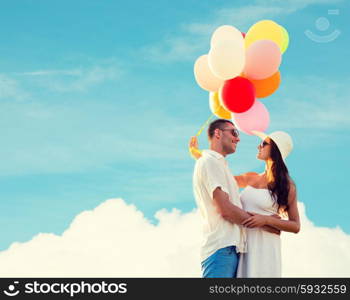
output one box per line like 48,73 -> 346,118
0,0 -> 349,251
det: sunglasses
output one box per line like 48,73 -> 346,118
220,128 -> 240,138
259,141 -> 270,148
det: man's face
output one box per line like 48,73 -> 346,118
218,123 -> 240,155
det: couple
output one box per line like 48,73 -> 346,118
191,119 -> 300,278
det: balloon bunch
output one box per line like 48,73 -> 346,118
194,20 -> 289,135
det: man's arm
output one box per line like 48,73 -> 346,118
213,187 -> 251,224
213,187 -> 280,235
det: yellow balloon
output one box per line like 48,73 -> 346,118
245,20 -> 284,51
209,92 -> 231,119
280,25 -> 289,54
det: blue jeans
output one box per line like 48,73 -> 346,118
201,246 -> 239,278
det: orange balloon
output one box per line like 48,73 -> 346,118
247,71 -> 281,98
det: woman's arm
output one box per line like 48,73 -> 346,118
234,175 -> 246,188
242,183 -> 301,233
234,172 -> 258,188
265,183 -> 300,233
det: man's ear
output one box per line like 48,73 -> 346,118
214,128 -> 221,139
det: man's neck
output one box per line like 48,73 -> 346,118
210,145 -> 226,157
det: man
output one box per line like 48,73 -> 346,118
192,119 -> 278,278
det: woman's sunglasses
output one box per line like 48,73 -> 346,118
259,141 -> 270,148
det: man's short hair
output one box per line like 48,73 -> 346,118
208,119 -> 234,139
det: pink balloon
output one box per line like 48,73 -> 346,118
232,100 -> 270,135
244,40 -> 281,80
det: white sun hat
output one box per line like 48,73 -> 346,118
251,130 -> 293,160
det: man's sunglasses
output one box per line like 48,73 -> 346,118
220,128 -> 239,137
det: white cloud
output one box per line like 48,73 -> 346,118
0,198 -> 348,277
142,0 -> 342,62
16,70 -> 82,76
0,199 -> 201,277
196,0 -> 342,31
268,75 -> 350,130
0,99 -> 196,176
281,203 -> 350,277
0,74 -> 29,100
142,36 -> 206,63
15,64 -> 122,93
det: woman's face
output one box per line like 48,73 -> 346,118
257,138 -> 271,161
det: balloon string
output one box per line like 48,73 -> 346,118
189,114 -> 215,158
196,114 -> 214,137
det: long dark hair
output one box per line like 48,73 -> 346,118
267,139 -> 293,214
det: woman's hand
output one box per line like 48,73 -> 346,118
242,212 -> 268,228
189,136 -> 202,160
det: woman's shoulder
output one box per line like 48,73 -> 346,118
242,172 -> 259,177
243,172 -> 260,183
235,172 -> 259,188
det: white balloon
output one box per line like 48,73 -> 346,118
208,40 -> 245,80
193,55 -> 224,92
211,25 -> 244,48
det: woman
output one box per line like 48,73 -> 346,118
189,130 -> 300,277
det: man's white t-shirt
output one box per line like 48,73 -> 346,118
193,149 -> 247,262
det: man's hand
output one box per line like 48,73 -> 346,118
271,213 -> 282,220
189,136 -> 202,160
242,212 -> 281,235
242,212 -> 267,228
242,212 -> 280,228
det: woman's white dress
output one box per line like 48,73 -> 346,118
237,186 -> 281,277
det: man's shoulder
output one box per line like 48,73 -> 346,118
194,153 -> 224,180
202,150 -> 222,162
196,153 -> 219,168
